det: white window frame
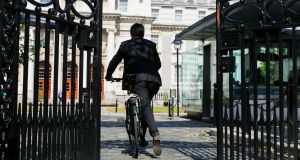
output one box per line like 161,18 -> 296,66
175,9 -> 183,22
198,10 -> 206,20
151,35 -> 161,52
119,0 -> 128,13
68,36 -> 73,49
151,35 -> 159,45
151,9 -> 159,20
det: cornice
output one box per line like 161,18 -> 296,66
151,1 -> 215,8
119,16 -> 155,23
151,24 -> 188,31
103,13 -> 121,21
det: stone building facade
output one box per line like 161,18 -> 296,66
102,0 -> 216,104
17,0 -> 216,104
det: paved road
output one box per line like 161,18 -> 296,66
100,108 -> 217,160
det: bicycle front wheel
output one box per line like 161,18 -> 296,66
130,114 -> 139,158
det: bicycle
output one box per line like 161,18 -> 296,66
112,74 -> 142,158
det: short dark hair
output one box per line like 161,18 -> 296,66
130,23 -> 144,38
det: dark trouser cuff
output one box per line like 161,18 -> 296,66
151,130 -> 159,137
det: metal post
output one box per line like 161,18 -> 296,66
168,99 -> 171,118
115,99 -> 118,113
176,48 -> 180,117
96,1 -> 103,159
216,0 -> 223,159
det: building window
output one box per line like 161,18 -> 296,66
38,61 -> 52,99
39,61 -> 52,79
68,36 -> 73,49
119,0 -> 128,13
174,65 -> 182,82
151,35 -> 159,46
198,11 -> 206,20
175,10 -> 183,22
152,9 -> 159,20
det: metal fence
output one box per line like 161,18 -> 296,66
15,102 -> 96,160
216,0 -> 300,159
0,0 -> 102,159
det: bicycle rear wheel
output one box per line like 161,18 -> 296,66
125,102 -> 131,141
130,113 -> 139,158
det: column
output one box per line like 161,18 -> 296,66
104,28 -> 116,104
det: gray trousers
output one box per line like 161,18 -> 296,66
132,81 -> 160,137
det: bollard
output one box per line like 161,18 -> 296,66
171,97 -> 174,118
168,99 -> 171,118
168,99 -> 174,118
115,99 -> 118,113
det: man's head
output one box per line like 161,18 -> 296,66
130,23 -> 144,38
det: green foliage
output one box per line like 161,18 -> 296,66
19,24 -> 40,64
19,39 -> 37,64
259,61 -> 275,84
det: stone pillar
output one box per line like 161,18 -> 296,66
104,28 -> 116,104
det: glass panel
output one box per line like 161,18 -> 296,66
182,47 -> 203,112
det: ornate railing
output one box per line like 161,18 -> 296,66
216,0 -> 300,159
0,0 -> 102,159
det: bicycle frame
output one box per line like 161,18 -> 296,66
112,76 -> 142,158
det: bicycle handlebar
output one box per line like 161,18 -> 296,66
108,74 -> 136,83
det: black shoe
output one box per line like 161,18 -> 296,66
153,133 -> 162,156
139,138 -> 148,147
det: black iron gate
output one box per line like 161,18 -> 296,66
216,0 -> 300,159
0,0 -> 102,159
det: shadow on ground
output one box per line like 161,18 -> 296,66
101,140 -> 217,160
101,118 -> 213,128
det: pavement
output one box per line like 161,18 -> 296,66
100,107 -> 218,160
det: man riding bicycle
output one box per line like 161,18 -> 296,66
105,23 -> 162,156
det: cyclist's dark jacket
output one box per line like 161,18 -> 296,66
105,37 -> 162,90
